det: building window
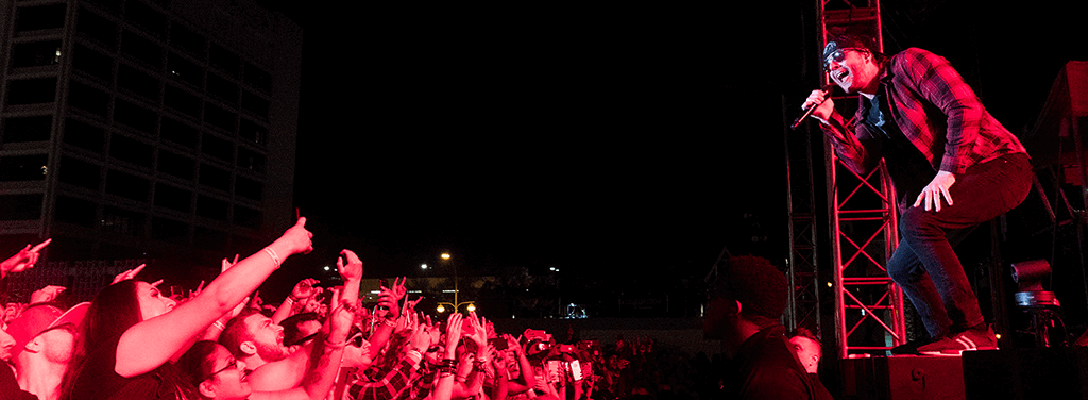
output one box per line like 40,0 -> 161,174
124,0 -> 166,39
237,147 -> 265,173
168,52 -> 203,88
199,164 -> 230,191
193,226 -> 227,250
102,206 -> 145,236
196,195 -> 228,221
0,195 -> 43,220
160,116 -> 197,149
68,81 -> 109,117
58,158 -> 101,189
64,118 -> 106,152
201,133 -> 233,163
55,196 -> 97,227
15,4 -> 66,32
234,205 -> 261,229
7,78 -> 56,105
11,40 -> 63,69
236,176 -> 262,201
105,169 -> 150,202
0,154 -> 48,181
109,134 -> 153,168
203,102 -> 236,133
154,183 -> 191,212
114,99 -> 158,135
243,62 -> 272,93
209,42 -> 239,78
121,30 -> 163,69
118,65 -> 161,102
152,217 -> 188,241
169,24 -> 205,59
3,116 -> 53,143
239,119 -> 266,146
164,85 -> 200,118
157,150 -> 194,181
76,9 -> 118,50
241,91 -> 268,119
73,45 -> 115,82
207,73 -> 238,104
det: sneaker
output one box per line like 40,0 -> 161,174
889,337 -> 939,355
917,326 -> 998,355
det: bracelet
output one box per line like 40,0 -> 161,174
285,296 -> 298,303
212,321 -> 226,331
438,359 -> 457,373
383,318 -> 396,328
263,248 -> 281,268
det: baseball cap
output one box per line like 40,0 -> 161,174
6,302 -> 88,360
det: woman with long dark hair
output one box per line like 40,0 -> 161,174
61,218 -> 313,400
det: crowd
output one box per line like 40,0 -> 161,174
1,218 -> 824,400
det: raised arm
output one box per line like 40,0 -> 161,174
1,239 -> 50,280
116,218 -> 313,378
273,278 -> 320,324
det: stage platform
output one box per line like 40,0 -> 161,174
837,347 -> 1088,400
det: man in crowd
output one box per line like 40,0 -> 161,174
704,255 -> 832,400
803,34 -> 1032,354
1,302 -> 85,400
788,328 -> 821,375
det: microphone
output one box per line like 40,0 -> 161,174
790,84 -> 834,130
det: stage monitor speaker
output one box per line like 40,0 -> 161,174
841,355 -> 965,400
963,347 -> 1088,400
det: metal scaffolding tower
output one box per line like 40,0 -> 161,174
785,0 -> 908,359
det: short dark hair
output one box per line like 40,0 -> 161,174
710,255 -> 788,322
789,327 -> 823,358
218,309 -> 261,359
280,312 -> 321,347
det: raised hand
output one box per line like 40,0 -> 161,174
377,285 -> 400,319
112,264 -> 147,284
390,277 -> 408,300
290,278 -> 320,300
1,238 -> 51,279
337,250 -> 363,282
444,312 -> 464,359
274,217 -> 313,256
30,285 -> 66,304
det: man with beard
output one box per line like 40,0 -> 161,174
219,249 -> 365,391
803,34 -> 1031,355
1,302 -> 85,400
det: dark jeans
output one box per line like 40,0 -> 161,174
887,153 -> 1033,338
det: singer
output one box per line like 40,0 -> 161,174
802,35 -> 1032,355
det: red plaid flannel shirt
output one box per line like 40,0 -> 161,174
821,47 -> 1027,176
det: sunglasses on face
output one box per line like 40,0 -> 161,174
824,48 -> 867,68
204,358 -> 238,381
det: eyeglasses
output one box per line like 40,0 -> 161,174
204,358 -> 238,381
824,48 -> 867,68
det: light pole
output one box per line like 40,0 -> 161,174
436,252 -> 475,314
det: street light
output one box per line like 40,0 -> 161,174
437,301 -> 476,314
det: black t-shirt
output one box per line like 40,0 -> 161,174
864,88 -> 937,206
723,325 -> 833,400
0,363 -> 38,400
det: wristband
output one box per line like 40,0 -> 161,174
212,321 -> 225,331
383,318 -> 396,328
263,248 -> 281,267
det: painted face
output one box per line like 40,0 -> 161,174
243,314 -> 288,362
136,281 -> 176,320
205,345 -> 252,400
789,335 -> 821,374
826,48 -> 875,93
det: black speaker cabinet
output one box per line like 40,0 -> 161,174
841,355 -> 965,400
963,347 -> 1088,400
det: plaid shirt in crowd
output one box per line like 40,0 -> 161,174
345,360 -> 416,400
821,47 -> 1027,177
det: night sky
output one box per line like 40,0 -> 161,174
259,2 -> 1087,288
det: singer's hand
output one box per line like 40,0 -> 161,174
802,88 -> 835,122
